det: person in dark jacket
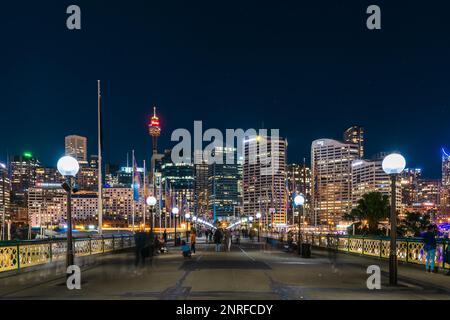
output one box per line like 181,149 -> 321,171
422,225 -> 437,273
213,228 -> 223,252
134,231 -> 147,266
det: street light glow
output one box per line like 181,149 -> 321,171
294,194 -> 305,206
146,196 -> 157,206
57,156 -> 79,177
172,207 -> 179,215
256,212 -> 261,219
185,213 -> 191,219
382,153 -> 406,175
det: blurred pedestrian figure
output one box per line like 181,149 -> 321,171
214,228 -> 223,252
190,229 -> 197,254
422,225 -> 437,273
181,240 -> 191,258
209,229 -> 213,242
163,229 -> 167,243
224,229 -> 232,251
134,231 -> 147,267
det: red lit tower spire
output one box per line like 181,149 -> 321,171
148,106 -> 161,156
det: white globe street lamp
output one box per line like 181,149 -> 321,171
185,213 -> 191,220
146,196 -> 157,232
172,207 -> 179,245
146,196 -> 157,206
382,153 -> 406,175
294,194 -> 305,206
256,212 -> 262,219
249,216 -> 254,222
294,194 -> 306,256
57,155 -> 79,270
57,156 -> 80,177
382,152 -> 406,286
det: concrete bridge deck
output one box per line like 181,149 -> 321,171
1,237 -> 449,300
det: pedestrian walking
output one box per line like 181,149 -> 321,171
163,229 -> 167,243
134,231 -> 147,267
224,229 -> 231,252
422,225 -> 437,273
214,228 -> 223,252
190,229 -> 197,254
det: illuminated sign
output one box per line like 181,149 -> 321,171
23,152 -> 32,158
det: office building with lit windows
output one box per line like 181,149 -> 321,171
243,135 -> 287,229
351,158 -> 402,209
0,163 -> 11,222
207,147 -> 240,221
65,135 -> 87,163
311,138 -> 359,228
286,163 -> 311,225
343,126 -> 364,158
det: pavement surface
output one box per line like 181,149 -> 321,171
1,236 -> 450,300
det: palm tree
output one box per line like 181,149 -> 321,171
345,192 -> 389,235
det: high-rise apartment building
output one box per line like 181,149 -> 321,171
243,135 -> 287,229
400,168 -> 422,207
351,159 -> 402,209
286,163 -> 311,225
65,135 -> 87,163
343,126 -> 364,158
10,153 -> 40,213
194,150 -> 209,217
440,148 -> 450,215
311,138 -> 359,227
0,162 -> 11,223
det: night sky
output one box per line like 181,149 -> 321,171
2,1 -> 450,178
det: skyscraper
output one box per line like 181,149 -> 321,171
65,135 -> 87,163
243,135 -> 287,229
440,148 -> 450,215
207,147 -> 240,221
0,162 -> 11,227
400,168 -> 422,207
160,150 -> 195,215
351,158 -> 402,209
343,126 -> 364,158
10,153 -> 40,206
286,162 -> 311,225
311,139 -> 359,228
194,149 -> 209,218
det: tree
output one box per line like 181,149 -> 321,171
345,192 -> 389,235
399,212 -> 431,237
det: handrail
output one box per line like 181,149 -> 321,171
0,231 -> 186,273
263,232 -> 450,270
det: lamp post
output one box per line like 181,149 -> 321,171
382,153 -> 406,286
172,207 -> 179,245
57,156 -> 80,269
146,196 -> 157,233
256,212 -> 261,242
294,194 -> 305,255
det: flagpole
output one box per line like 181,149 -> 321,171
132,150 -> 135,233
97,80 -> 103,235
143,160 -> 146,229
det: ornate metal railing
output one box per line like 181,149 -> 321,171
263,232 -> 450,270
0,235 -> 135,273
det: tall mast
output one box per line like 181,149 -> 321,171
97,80 -> 103,235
